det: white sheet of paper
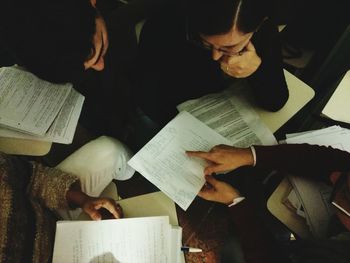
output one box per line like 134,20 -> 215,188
119,192 -> 179,226
0,67 -> 71,135
53,216 -> 180,263
0,88 -> 84,143
128,111 -> 232,210
170,227 -> 183,263
285,126 -> 350,153
321,70 -> 350,123
177,83 -> 277,147
76,192 -> 186,263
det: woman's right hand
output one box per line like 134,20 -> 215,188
186,144 -> 254,175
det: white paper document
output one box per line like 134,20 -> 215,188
321,70 -> 350,124
0,67 -> 72,135
285,126 -> 350,153
77,192 -> 186,263
52,216 -> 182,263
177,84 -> 277,147
128,111 -> 232,210
118,191 -> 179,226
288,175 -> 334,239
0,88 -> 84,144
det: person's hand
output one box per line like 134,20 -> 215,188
186,144 -> 254,175
198,174 -> 241,205
90,0 -> 97,7
82,196 -> 123,220
220,41 -> 261,78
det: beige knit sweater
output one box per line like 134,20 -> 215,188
0,152 -> 78,263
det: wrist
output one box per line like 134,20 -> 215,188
223,190 -> 242,205
241,147 -> 255,166
66,190 -> 90,208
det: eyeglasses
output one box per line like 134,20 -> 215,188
185,18 -> 264,57
330,174 -> 350,217
194,37 -> 250,57
186,28 -> 250,57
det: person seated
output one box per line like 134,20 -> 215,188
187,143 -> 350,263
0,0 -> 151,139
134,0 -> 289,125
0,136 -> 135,263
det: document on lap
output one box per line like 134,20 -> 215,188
53,216 -> 183,263
0,67 -> 71,135
0,66 -> 84,144
128,111 -> 232,210
177,83 -> 277,147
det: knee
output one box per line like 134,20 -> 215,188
92,136 -> 129,155
91,136 -> 135,180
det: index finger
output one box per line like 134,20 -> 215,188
186,150 -> 215,161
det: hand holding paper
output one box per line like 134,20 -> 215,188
186,145 -> 254,175
128,112 -> 232,210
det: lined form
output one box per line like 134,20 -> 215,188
53,217 -> 179,263
128,111 -> 232,210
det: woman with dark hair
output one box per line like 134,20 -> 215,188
0,0 -> 104,83
134,0 -> 289,126
0,0 -> 143,139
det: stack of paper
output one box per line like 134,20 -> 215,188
177,83 -> 277,147
283,125 -> 350,238
52,216 -> 182,263
285,125 -> 350,153
321,70 -> 350,124
0,66 -> 84,144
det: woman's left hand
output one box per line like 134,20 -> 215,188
220,41 -> 261,78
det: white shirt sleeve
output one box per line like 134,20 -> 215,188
249,146 -> 256,167
228,196 -> 246,207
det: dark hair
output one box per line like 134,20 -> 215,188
1,0 -> 97,83
187,0 -> 269,36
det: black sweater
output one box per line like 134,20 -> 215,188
134,6 -> 289,125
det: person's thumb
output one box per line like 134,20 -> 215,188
204,164 -> 226,176
205,174 -> 219,187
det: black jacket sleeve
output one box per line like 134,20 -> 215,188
254,144 -> 350,181
248,19 -> 289,111
228,199 -> 290,263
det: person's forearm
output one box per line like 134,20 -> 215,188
66,182 -> 89,208
254,144 -> 350,180
248,61 -> 288,111
248,20 -> 288,111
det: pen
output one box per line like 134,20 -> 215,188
181,246 -> 203,253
